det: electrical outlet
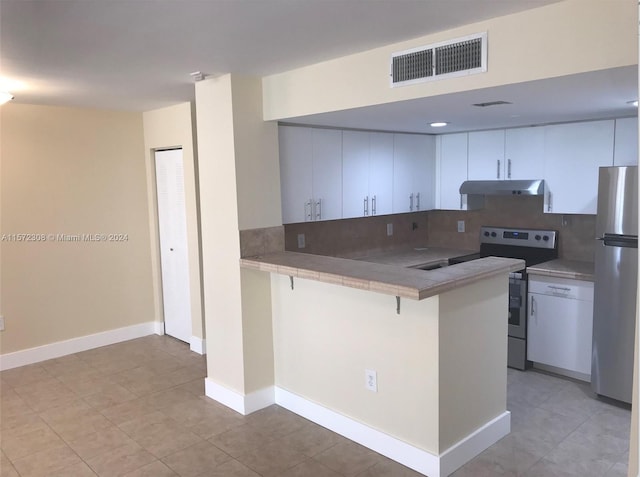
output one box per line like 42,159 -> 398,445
297,233 -> 305,249
457,220 -> 465,233
386,223 -> 393,236
365,369 -> 377,392
0,316 -> 5,331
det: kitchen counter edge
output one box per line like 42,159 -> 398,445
527,259 -> 595,282
240,252 -> 524,300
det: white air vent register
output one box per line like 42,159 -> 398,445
391,32 -> 487,87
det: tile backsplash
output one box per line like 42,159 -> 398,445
283,212 -> 429,257
427,196 -> 596,262
281,195 -> 596,262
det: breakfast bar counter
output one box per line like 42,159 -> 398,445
240,250 -> 523,300
237,250 -> 521,476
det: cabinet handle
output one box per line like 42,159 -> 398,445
548,285 -> 571,292
530,295 -> 535,317
305,199 -> 313,221
315,199 -> 322,221
497,159 -> 501,179
363,196 -> 368,216
372,195 -> 377,215
409,193 -> 414,212
416,192 -> 420,211
507,159 -> 512,179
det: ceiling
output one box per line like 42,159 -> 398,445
1,0 -> 636,133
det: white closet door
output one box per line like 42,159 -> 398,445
155,149 -> 192,343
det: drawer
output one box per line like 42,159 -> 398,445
528,275 -> 593,301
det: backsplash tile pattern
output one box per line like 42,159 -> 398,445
240,226 -> 285,257
282,196 -> 596,262
427,196 -> 595,261
283,212 -> 429,257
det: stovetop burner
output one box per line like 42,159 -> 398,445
479,226 -> 558,268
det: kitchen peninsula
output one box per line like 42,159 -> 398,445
240,250 -> 523,477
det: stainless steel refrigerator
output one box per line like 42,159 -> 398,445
591,165 -> 638,403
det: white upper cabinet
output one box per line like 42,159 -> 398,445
614,117 -> 638,166
438,133 -> 469,210
342,131 -> 393,218
543,120 -> 614,214
279,126 -> 342,223
468,128 -> 545,180
311,129 -> 343,221
468,130 -> 505,180
392,134 -> 436,213
504,127 -> 545,179
279,126 -> 313,224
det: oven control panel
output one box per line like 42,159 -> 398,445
480,226 -> 557,249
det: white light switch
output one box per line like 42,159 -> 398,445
386,223 -> 393,236
297,233 -> 305,249
457,220 -> 465,233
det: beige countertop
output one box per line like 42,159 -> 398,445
240,251 -> 523,300
527,259 -> 595,281
349,246 -> 476,269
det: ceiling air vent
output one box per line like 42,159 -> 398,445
391,32 -> 487,87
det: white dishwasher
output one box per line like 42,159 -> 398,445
527,275 -> 594,381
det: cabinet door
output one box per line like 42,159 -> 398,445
543,120 -> 614,214
505,127 -> 545,179
342,131 -> 370,219
614,117 -> 638,166
438,133 -> 468,210
413,135 -> 436,211
392,134 -> 414,213
312,129 -> 343,221
393,133 -> 433,213
468,130 -> 505,180
369,133 -> 394,216
279,126 -> 313,223
527,293 -> 593,375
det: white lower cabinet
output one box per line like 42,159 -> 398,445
527,275 -> 594,380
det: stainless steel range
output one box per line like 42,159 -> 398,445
450,226 -> 558,370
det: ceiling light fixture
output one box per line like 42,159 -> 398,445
627,100 -> 638,107
0,92 -> 14,105
430,122 -> 448,127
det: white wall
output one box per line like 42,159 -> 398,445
0,104 -> 155,354
263,0 -> 637,121
142,102 -> 204,343
271,272 -> 508,454
195,75 -> 280,396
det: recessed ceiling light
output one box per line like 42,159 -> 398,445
0,92 -> 14,105
627,100 -> 638,107
430,122 -> 448,127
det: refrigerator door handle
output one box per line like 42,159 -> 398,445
602,235 -> 638,248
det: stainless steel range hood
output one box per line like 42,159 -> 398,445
459,179 -> 545,196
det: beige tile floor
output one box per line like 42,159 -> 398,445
0,335 -> 631,477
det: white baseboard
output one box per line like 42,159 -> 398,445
274,387 -> 510,477
154,321 -> 165,335
190,336 -> 206,355
0,322 -> 159,371
439,411 -> 510,476
204,378 -> 274,415
532,362 -> 590,382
